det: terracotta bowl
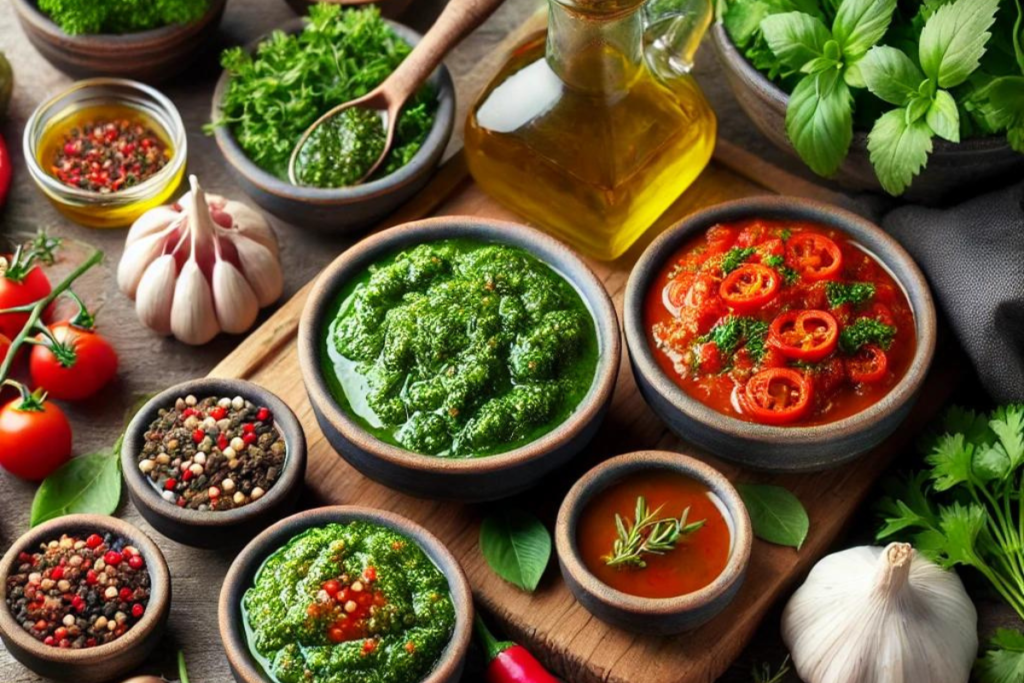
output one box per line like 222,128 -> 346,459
710,23 -> 1024,204
556,451 -> 752,634
10,0 -> 227,82
219,505 -> 473,683
121,378 -> 307,549
210,18 -> 456,233
283,0 -> 416,19
0,515 -> 171,682
623,196 -> 937,472
298,216 -> 621,501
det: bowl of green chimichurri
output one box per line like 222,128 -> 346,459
219,506 -> 472,683
298,217 -> 621,501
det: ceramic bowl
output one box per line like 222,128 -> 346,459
219,505 -> 473,683
210,18 -> 456,233
121,378 -> 307,548
11,0 -> 226,82
0,515 -> 171,682
299,216 -> 621,501
710,23 -> 1024,204
623,196 -> 937,472
556,450 -> 751,634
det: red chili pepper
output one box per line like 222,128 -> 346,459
475,615 -> 560,683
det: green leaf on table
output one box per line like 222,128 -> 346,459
967,76 -> 1024,151
31,440 -> 123,527
867,107 -> 933,195
760,12 -> 833,71
831,0 -> 897,59
859,46 -> 925,105
737,484 -> 809,549
976,629 -> 1024,683
480,509 -> 551,592
919,0 -> 1000,88
785,69 -> 853,177
926,89 -> 960,141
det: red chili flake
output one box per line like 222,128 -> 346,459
104,551 -> 122,566
86,534 -> 103,549
50,118 -> 169,194
132,603 -> 145,618
361,639 -> 377,656
256,407 -> 270,422
405,641 -> 416,654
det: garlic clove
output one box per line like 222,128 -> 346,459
125,205 -> 181,247
171,259 -> 221,346
234,236 -> 284,308
135,254 -> 178,336
118,230 -> 173,299
212,259 -> 260,334
222,198 -> 279,256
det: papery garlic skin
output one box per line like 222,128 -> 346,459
782,543 -> 977,683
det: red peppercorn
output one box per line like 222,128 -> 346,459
119,587 -> 133,602
43,636 -> 55,646
104,551 -> 122,566
54,627 -> 67,640
183,470 -> 194,482
35,619 -> 48,631
164,478 -> 177,491
181,408 -> 195,418
50,566 -> 64,580
59,639 -> 70,649
217,434 -> 229,450
128,555 -> 145,570
132,603 -> 145,618
86,570 -> 98,585
86,534 -> 103,549
86,637 -> 97,647
242,423 -> 256,434
256,407 -> 271,422
243,432 -> 257,446
176,498 -> 186,507
210,406 -> 227,421
192,429 -> 205,444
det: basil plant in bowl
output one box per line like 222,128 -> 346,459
713,0 -> 1024,200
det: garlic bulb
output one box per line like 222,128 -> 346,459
118,175 -> 283,345
782,543 -> 977,683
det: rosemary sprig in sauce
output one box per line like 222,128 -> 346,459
603,496 -> 705,569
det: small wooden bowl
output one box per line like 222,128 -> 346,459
555,451 -> 752,634
10,0 -> 227,82
219,505 -> 473,683
623,196 -> 937,472
0,515 -> 171,682
121,378 -> 307,549
298,217 -> 621,501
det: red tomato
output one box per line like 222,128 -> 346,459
846,345 -> 888,384
0,396 -> 72,480
705,225 -> 737,254
742,368 -> 814,425
719,264 -> 780,314
0,266 -> 52,339
786,233 -> 843,282
737,221 -> 769,248
30,323 -> 119,401
769,310 -> 839,362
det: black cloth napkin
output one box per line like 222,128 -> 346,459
883,181 -> 1024,403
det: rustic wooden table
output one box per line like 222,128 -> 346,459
0,0 -> 1019,681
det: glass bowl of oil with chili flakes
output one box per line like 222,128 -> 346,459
24,78 -> 186,229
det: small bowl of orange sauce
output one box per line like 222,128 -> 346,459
555,450 -> 751,634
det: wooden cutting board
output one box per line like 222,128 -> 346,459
207,17 -> 960,683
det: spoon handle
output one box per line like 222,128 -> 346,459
382,0 -> 506,108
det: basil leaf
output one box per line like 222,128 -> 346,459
858,46 -> 925,106
919,0 -> 1000,88
831,0 -> 897,59
480,509 -> 551,592
760,12 -> 833,71
785,69 -> 853,177
31,445 -> 122,527
926,89 -> 961,142
737,484 -> 810,550
868,107 -> 934,195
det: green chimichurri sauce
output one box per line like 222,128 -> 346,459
296,108 -> 387,188
243,522 -> 455,683
321,238 -> 600,458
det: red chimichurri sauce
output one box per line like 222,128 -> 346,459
644,219 -> 916,427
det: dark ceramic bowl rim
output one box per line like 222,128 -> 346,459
120,378 -> 307,527
555,450 -> 752,614
13,0 -> 227,44
711,22 -> 1010,153
0,514 -> 171,664
298,216 -> 621,474
623,196 -> 937,445
218,505 -> 473,683
209,17 -> 456,205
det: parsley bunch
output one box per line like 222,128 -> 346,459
208,4 -> 437,181
38,0 -> 208,35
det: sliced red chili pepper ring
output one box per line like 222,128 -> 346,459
786,233 -> 843,282
768,309 -> 839,363
742,367 -> 814,425
846,344 -> 889,384
719,263 -> 780,314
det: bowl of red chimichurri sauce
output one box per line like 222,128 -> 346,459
624,198 -> 936,472
299,218 -> 621,501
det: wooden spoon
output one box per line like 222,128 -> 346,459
288,0 -> 505,187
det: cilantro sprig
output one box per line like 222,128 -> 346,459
825,280 -> 875,307
721,247 -> 757,274
697,316 -> 769,364
838,317 -> 894,354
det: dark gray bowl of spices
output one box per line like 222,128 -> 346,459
121,378 -> 307,549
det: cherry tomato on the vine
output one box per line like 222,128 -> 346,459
0,264 -> 51,339
0,392 -> 72,481
30,322 -> 119,401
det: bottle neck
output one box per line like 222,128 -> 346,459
546,0 -> 644,96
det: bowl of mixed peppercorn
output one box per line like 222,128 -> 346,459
121,377 -> 308,548
0,514 -> 171,683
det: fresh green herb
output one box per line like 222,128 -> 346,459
209,5 -> 436,182
780,228 -> 793,241
825,280 -> 876,307
722,246 -> 758,274
480,509 -> 552,592
30,442 -> 122,527
37,0 -> 208,35
603,496 -> 705,569
762,255 -> 799,284
752,656 -> 792,683
699,316 -> 770,363
738,484 -> 810,549
876,405 -> 1024,619
179,651 -> 191,683
779,266 -> 800,285
976,628 -> 1024,683
764,254 -> 785,269
838,317 -> 895,353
